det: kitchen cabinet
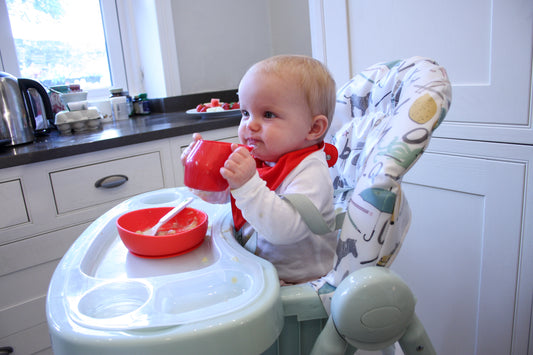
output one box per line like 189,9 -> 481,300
0,179 -> 28,229
309,0 -> 533,353
49,152 -> 166,214
395,138 -> 533,355
0,126 -> 238,354
0,223 -> 89,355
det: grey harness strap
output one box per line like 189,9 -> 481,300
242,193 -> 346,253
282,194 -> 345,235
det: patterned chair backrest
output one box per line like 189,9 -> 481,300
311,56 -> 452,311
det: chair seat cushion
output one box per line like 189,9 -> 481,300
311,56 -> 452,312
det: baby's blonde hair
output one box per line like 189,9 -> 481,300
248,55 -> 336,132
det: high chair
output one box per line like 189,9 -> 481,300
45,56 -> 451,355
266,56 -> 452,355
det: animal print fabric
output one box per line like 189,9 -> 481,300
310,56 -> 452,312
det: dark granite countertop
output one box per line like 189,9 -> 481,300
0,90 -> 241,169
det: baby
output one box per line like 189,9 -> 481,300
183,55 -> 337,284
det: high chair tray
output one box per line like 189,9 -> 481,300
47,188 -> 283,355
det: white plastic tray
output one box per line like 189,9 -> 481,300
57,189 -> 269,330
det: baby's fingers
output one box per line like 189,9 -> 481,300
180,133 -> 203,164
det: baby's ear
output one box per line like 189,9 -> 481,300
307,114 -> 329,141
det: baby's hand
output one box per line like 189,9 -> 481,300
220,144 -> 256,189
180,133 -> 203,166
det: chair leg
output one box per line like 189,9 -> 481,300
310,317 -> 353,355
398,314 -> 436,355
380,344 -> 396,355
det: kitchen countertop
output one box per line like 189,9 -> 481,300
0,90 -> 241,169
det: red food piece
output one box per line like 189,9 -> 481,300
196,100 -> 239,112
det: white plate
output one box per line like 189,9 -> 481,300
186,108 -> 241,119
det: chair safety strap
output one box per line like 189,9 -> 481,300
282,194 -> 345,235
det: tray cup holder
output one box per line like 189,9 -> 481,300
77,281 -> 150,319
155,270 -> 253,315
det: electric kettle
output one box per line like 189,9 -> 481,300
0,72 -> 54,146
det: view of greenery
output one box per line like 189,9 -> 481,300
6,0 -> 111,89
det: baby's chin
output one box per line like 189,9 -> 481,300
245,143 -> 281,162
254,153 -> 281,163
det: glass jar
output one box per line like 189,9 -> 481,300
133,93 -> 150,115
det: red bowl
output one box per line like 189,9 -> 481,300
116,207 -> 208,258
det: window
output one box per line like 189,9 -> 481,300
0,0 -> 127,99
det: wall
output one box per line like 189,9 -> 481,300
171,0 -> 312,94
269,0 -> 312,56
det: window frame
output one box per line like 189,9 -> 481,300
0,0 -> 129,100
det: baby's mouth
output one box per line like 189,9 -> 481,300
244,138 -> 259,148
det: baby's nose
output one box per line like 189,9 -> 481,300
246,115 -> 261,131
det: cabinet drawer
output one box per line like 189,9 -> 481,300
0,179 -> 29,229
50,152 -> 165,214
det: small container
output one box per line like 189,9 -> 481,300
110,88 -> 134,117
110,96 -> 128,121
91,99 -> 113,122
109,87 -> 123,98
133,93 -> 150,115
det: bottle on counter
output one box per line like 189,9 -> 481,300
109,87 -> 123,98
123,91 -> 134,117
133,93 -> 151,115
108,88 -> 126,121
110,96 -> 128,121
109,88 -> 134,118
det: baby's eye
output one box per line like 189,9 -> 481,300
264,111 -> 276,119
241,109 -> 249,117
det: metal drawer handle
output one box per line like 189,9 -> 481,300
94,174 -> 129,188
0,347 -> 14,354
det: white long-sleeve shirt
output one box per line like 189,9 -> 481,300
231,150 -> 337,283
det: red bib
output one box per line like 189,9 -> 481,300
231,142 -> 337,231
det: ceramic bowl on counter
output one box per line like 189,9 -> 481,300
60,91 -> 88,107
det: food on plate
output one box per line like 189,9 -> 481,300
137,210 -> 200,236
196,98 -> 240,112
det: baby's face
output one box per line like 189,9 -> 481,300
237,69 -> 315,162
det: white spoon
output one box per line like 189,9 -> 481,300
147,197 -> 194,236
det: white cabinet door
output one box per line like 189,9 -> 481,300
309,0 -> 533,353
0,223 -> 90,354
0,179 -> 28,229
393,138 -> 533,354
311,0 -> 533,145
